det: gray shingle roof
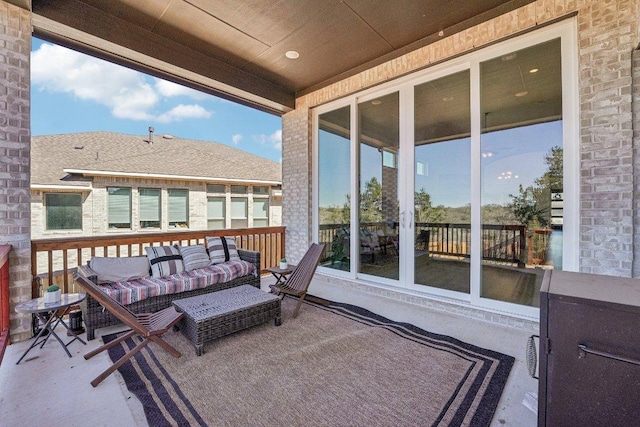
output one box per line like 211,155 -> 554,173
31,132 -> 282,187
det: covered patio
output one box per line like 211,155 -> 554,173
0,275 -> 537,426
1,0 -> 640,426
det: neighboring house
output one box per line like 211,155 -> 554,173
30,132 -> 282,239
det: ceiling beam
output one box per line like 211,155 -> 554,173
31,0 -> 294,114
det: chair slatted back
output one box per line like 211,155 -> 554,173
282,243 -> 325,294
75,275 -> 151,338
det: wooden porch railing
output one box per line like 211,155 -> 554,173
318,222 -> 526,266
30,227 -> 285,298
0,244 -> 11,364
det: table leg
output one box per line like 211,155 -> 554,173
16,310 -> 66,363
45,308 -> 73,358
52,311 -> 87,347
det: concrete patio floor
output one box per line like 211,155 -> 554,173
0,275 -> 538,426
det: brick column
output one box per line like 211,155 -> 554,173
633,46 -> 640,276
578,2 -> 639,276
281,105 -> 312,263
0,1 -> 32,342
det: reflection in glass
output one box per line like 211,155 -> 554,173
358,92 -> 399,279
414,71 -> 471,293
480,38 -> 563,307
318,106 -> 351,271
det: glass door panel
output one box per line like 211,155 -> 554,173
318,106 -> 352,272
414,71 -> 471,293
358,92 -> 399,279
480,39 -> 563,307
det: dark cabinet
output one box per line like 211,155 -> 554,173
538,270 -> 640,426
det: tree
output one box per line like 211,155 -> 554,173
360,177 -> 382,222
414,188 -> 445,223
509,184 -> 548,227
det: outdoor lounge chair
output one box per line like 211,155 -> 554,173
74,275 -> 184,387
269,243 -> 325,318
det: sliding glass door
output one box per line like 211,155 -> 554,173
413,71 -> 471,295
314,22 -> 575,316
358,92 -> 400,281
479,38 -> 563,308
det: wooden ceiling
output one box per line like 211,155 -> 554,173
13,0 -> 534,113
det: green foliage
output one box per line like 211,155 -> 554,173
509,184 -> 549,227
414,188 -> 445,223
359,177 -> 382,222
508,146 -> 561,228
46,285 -> 60,292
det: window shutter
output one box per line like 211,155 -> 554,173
139,189 -> 160,221
108,188 -> 131,225
168,189 -> 188,223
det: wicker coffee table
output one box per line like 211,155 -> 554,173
172,285 -> 281,356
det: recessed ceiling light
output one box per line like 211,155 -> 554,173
371,99 -> 382,105
529,68 -> 539,73
515,91 -> 529,97
442,96 -> 454,102
502,53 -> 517,61
285,50 -> 299,60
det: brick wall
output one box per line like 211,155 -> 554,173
0,1 -> 32,342
633,46 -> 640,276
578,0 -> 638,276
282,106 -> 312,263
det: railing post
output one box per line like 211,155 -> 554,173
0,244 -> 12,363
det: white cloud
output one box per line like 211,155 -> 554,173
232,134 -> 243,145
252,130 -> 282,150
156,104 -> 212,123
154,79 -> 209,100
32,43 -> 213,124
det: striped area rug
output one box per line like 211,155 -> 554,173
104,296 -> 514,426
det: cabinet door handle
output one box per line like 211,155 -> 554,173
526,335 -> 539,379
578,344 -> 640,366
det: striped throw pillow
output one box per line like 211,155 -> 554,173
206,236 -> 241,264
145,246 -> 184,278
177,244 -> 211,271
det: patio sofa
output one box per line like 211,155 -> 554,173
75,238 -> 260,340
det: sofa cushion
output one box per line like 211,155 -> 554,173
90,256 -> 150,284
145,246 -> 184,278
178,244 -> 211,271
206,236 -> 241,264
99,260 -> 255,305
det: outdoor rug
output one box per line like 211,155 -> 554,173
104,296 -> 514,426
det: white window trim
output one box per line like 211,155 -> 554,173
313,19 -> 579,319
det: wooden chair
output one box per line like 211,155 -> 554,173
74,275 -> 184,387
269,243 -> 325,318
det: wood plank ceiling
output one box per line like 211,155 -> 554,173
17,0 -> 535,113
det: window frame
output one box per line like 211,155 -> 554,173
44,192 -> 83,231
167,188 -> 189,229
107,187 -> 132,229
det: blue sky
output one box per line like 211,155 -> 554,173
31,38 -> 283,163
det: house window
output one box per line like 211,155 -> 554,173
252,198 -> 269,227
45,193 -> 82,230
231,197 -> 248,228
206,184 -> 225,193
207,197 -> 225,230
168,189 -> 189,228
231,185 -> 247,194
253,186 -> 269,195
382,150 -> 396,168
108,187 -> 131,229
139,188 -> 161,229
